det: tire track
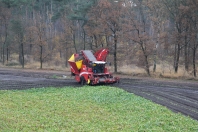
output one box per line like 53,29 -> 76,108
132,90 -> 198,120
117,81 -> 198,120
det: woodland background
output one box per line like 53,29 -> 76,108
0,0 -> 198,78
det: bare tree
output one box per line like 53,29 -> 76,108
122,0 -> 154,76
0,4 -> 11,65
86,0 -> 124,73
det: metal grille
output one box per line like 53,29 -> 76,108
83,50 -> 97,61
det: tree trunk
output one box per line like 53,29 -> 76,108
94,35 -> 98,48
145,55 -> 150,76
2,44 -> 4,65
184,34 -> 189,71
6,47 -> 9,63
153,53 -> 156,72
40,45 -> 43,69
140,42 -> 150,76
106,35 -> 109,47
30,44 -> 33,55
73,33 -> 77,53
192,47 -> 196,77
0,44 -> 2,60
174,43 -> 180,73
173,43 -> 177,69
153,32 -> 159,73
3,23 -> 8,65
0,31 -> 3,62
114,34 -> 117,73
21,42 -> 24,68
18,36 -> 24,68
83,28 -> 86,50
90,36 -> 93,50
65,48 -> 68,67
19,47 -> 22,65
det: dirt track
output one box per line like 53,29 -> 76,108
0,68 -> 198,121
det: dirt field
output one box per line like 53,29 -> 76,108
0,68 -> 198,121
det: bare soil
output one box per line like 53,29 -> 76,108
0,67 -> 198,121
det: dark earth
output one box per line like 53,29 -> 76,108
0,68 -> 198,121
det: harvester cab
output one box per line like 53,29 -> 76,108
68,49 -> 119,85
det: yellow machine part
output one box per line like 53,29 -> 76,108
87,79 -> 90,84
76,60 -> 82,70
68,54 -> 75,62
68,54 -> 83,70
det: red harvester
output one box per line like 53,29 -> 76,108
68,49 -> 119,85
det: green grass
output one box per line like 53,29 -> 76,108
0,86 -> 198,132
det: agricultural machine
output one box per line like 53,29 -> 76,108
68,49 -> 119,85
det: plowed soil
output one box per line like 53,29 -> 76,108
0,68 -> 198,121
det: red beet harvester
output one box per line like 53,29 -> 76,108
68,49 -> 119,85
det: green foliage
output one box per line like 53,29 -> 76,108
51,0 -> 73,21
0,0 -> 15,8
68,0 -> 97,20
11,20 -> 24,36
0,0 -> 30,8
52,0 -> 98,22
33,0 -> 51,10
0,86 -> 198,131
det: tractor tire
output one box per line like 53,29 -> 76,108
89,80 -> 93,86
80,76 -> 85,86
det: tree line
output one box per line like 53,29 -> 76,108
0,0 -> 198,77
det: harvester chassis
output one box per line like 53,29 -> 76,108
68,49 -> 119,85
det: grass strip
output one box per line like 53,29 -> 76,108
0,86 -> 198,132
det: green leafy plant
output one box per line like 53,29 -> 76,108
0,86 -> 197,131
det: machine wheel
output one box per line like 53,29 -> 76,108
71,72 -> 75,76
89,80 -> 94,86
80,76 -> 86,85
